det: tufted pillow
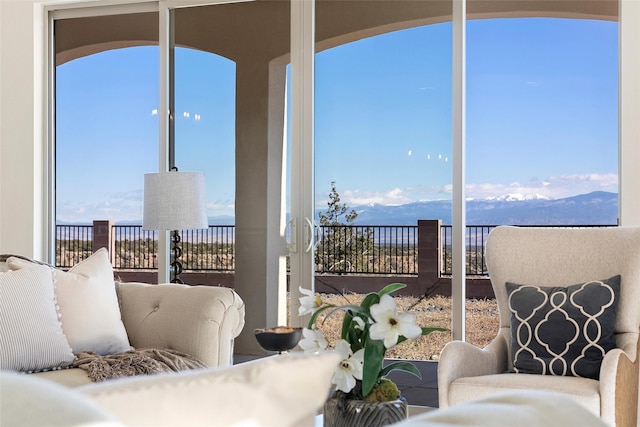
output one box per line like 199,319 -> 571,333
0,265 -> 75,372
506,275 -> 619,379
8,248 -> 131,355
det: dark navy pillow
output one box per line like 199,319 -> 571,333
506,275 -> 620,380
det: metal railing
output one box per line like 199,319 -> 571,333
56,225 -> 93,268
56,223 -> 616,276
440,225 -> 495,276
439,224 -> 617,276
315,225 -> 417,275
110,225 -> 236,271
111,226 -> 158,269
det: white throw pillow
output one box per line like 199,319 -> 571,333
8,248 -> 131,355
80,352 -> 340,427
0,265 -> 75,372
0,371 -> 124,427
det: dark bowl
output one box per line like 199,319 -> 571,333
254,326 -> 303,352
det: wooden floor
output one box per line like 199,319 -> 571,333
234,355 -> 439,408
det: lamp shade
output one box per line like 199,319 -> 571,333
143,171 -> 208,230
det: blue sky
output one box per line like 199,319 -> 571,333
55,17 -> 618,223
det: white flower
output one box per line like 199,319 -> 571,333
331,340 -> 364,393
298,287 -> 322,316
353,316 -> 366,331
369,294 -> 422,349
298,327 -> 328,353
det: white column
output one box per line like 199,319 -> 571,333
157,2 -> 171,283
289,0 -> 315,327
451,0 -> 466,341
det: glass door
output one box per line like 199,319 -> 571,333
286,0 -> 457,357
54,8 -> 159,274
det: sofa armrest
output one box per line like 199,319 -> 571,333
115,282 -> 245,368
438,331 -> 509,408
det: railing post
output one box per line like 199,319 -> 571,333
417,219 -> 441,292
92,220 -> 114,262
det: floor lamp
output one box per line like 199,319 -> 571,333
142,169 -> 208,284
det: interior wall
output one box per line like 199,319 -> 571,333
620,0 -> 640,227
0,0 -> 46,258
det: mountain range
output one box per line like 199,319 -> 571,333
58,191 -> 618,226
345,191 -> 618,226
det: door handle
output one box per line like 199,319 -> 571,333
304,217 -> 314,253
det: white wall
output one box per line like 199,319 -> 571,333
0,1 -> 3,238
0,0 -> 47,258
620,0 -> 640,227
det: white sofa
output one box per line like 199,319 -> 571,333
0,366 -> 608,427
0,249 -> 245,387
35,280 -> 246,387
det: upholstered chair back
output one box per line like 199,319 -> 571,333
485,226 -> 640,366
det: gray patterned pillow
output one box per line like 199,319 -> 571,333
506,275 -> 620,380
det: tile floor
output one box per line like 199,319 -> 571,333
386,359 -> 439,408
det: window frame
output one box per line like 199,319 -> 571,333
42,0 -> 637,345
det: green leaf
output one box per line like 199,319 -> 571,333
361,336 -> 385,398
307,304 -> 335,329
317,305 -> 366,325
380,361 -> 422,379
360,292 -> 380,310
341,311 -> 353,340
421,326 -> 448,335
395,327 -> 447,345
377,282 -> 407,296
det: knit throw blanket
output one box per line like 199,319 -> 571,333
73,348 -> 208,382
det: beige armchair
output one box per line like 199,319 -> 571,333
437,226 -> 640,427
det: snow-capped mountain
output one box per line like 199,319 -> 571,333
341,191 -> 618,226
485,193 -> 549,202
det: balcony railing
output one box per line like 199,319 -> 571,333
439,224 -> 617,276
315,225 -> 417,275
110,225 -> 236,271
56,224 -> 93,268
55,223 -> 615,276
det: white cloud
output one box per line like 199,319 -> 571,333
322,172 -> 618,209
57,189 -> 142,223
327,187 -> 413,207
206,200 -> 235,217
465,173 -> 618,200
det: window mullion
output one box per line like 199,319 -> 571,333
452,0 -> 467,341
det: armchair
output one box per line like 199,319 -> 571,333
438,226 -> 640,427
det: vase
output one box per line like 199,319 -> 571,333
323,395 -> 408,427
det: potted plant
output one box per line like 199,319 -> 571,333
298,283 -> 446,427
